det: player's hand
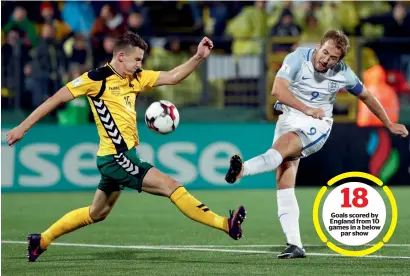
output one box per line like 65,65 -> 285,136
6,125 -> 26,147
196,37 -> 213,59
304,107 -> 325,120
388,123 -> 409,138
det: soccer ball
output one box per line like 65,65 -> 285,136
145,100 -> 180,134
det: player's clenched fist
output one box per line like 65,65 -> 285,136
196,37 -> 213,59
388,123 -> 409,138
304,107 -> 325,120
6,125 -> 26,146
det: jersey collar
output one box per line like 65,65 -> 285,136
133,68 -> 142,82
106,63 -> 125,79
307,48 -> 314,62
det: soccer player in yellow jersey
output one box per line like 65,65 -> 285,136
6,32 -> 246,262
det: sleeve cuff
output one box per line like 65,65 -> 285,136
347,82 -> 363,96
65,85 -> 77,98
275,72 -> 292,82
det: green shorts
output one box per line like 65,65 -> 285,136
97,149 -> 153,193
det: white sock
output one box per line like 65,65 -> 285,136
242,149 -> 283,177
277,188 -> 303,248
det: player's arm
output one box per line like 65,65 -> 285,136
357,87 -> 408,137
357,87 -> 392,127
6,72 -> 99,146
153,37 -> 213,87
273,50 -> 325,119
6,87 -> 74,146
272,77 -> 312,115
344,66 -> 408,137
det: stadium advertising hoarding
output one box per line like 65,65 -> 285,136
1,123 -> 277,192
2,124 -> 409,192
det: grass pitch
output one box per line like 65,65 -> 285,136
2,187 -> 410,275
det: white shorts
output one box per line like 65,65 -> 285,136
272,113 -> 333,159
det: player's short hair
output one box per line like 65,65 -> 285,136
114,32 -> 148,54
320,29 -> 350,59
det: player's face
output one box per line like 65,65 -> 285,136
313,40 -> 342,72
121,47 -> 144,75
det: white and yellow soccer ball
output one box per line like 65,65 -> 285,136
145,100 -> 180,134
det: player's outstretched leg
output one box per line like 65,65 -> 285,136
27,234 -> 47,262
142,167 -> 247,240
27,189 -> 121,262
27,206 -> 94,262
275,159 -> 306,259
225,132 -> 302,184
225,154 -> 243,184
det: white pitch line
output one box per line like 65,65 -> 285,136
139,244 -> 410,248
2,240 -> 410,259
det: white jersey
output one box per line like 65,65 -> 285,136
272,48 -> 364,158
275,47 -> 364,118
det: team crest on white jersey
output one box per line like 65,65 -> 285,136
328,81 -> 339,93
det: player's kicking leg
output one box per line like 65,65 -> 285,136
225,131 -> 302,184
141,167 -> 246,240
224,131 -> 305,258
27,189 -> 121,262
275,159 -> 306,259
225,115 -> 331,259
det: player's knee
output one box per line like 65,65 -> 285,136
89,205 -> 112,222
156,170 -> 181,197
142,168 -> 182,197
273,132 -> 303,159
164,178 -> 181,197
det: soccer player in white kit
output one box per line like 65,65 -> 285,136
225,30 -> 408,259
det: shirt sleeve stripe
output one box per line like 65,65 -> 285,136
347,82 -> 363,96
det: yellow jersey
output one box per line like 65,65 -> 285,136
66,63 -> 160,156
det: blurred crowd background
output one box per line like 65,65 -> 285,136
2,1 -> 410,126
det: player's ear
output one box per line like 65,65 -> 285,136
117,51 -> 125,62
316,43 -> 321,51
